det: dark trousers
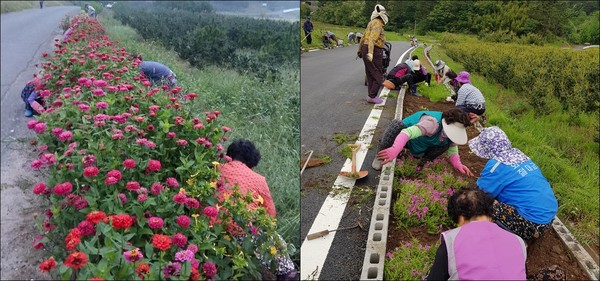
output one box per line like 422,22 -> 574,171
411,72 -> 431,94
305,31 -> 312,44
456,104 -> 486,116
386,73 -> 414,90
362,45 -> 384,98
378,119 -> 450,162
40,1 -> 43,8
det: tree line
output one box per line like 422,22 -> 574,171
303,1 -> 599,45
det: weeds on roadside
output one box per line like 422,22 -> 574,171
384,238 -> 438,280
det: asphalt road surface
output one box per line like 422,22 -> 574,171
300,42 -> 411,280
1,6 -> 80,280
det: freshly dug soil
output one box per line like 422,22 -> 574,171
384,93 -> 591,280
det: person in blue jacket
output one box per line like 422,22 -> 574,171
468,126 -> 558,241
21,77 -> 46,117
303,16 -> 313,45
139,61 -> 178,89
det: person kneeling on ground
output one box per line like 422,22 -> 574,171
450,71 -> 487,124
347,32 -> 356,44
21,77 -> 46,117
426,185 -> 527,280
468,126 -> 558,242
410,56 -> 432,95
382,59 -> 422,96
219,139 -> 297,281
372,108 -> 474,177
139,61 -> 178,89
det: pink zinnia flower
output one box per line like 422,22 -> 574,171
33,182 -> 47,195
31,159 -> 43,170
123,159 -> 136,169
203,262 -> 217,277
96,101 -> 108,109
203,206 -> 218,218
107,169 -> 122,180
92,89 -> 106,96
148,217 -> 164,229
176,139 -> 188,146
107,85 -> 118,92
166,132 -> 176,139
173,193 -> 187,205
33,235 -> 45,250
118,193 -> 127,204
51,127 -> 64,137
176,215 -> 190,228
59,131 -> 73,142
74,197 -> 88,210
187,243 -> 198,254
27,119 -> 39,129
221,126 -> 231,132
150,182 -> 164,195
34,122 -> 47,134
147,160 -> 161,172
172,233 -> 187,248
124,248 -> 143,263
78,103 -> 91,111
126,181 -> 140,191
137,193 -> 148,202
105,176 -> 118,185
53,182 -> 73,195
82,154 -> 96,166
174,250 -> 194,262
93,80 -> 107,87
83,166 -> 99,177
185,198 -> 200,209
166,177 -> 179,187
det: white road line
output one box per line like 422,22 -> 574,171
300,45 -> 415,280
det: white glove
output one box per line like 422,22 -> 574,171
425,82 -> 429,87
366,53 -> 373,62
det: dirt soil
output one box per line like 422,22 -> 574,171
384,93 -> 591,280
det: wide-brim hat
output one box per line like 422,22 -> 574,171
455,71 -> 471,84
434,60 -> 445,70
441,118 -> 467,145
468,126 -> 530,164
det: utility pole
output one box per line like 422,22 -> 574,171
414,19 -> 416,36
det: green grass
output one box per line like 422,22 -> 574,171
1,1 -> 72,13
425,41 -> 599,246
99,14 -> 300,261
301,21 -> 405,50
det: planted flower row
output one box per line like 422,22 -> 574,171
30,15 -> 282,280
385,156 -> 468,280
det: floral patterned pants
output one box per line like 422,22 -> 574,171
492,200 -> 552,241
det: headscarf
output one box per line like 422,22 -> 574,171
468,126 -> 530,165
370,4 -> 388,25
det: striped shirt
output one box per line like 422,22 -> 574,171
456,84 -> 486,108
359,18 -> 385,55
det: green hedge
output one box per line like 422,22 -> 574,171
444,42 -> 599,116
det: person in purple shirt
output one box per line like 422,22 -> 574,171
21,77 -> 46,117
139,61 -> 178,89
426,185 -> 527,280
468,126 -> 558,241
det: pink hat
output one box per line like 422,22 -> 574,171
455,71 -> 471,84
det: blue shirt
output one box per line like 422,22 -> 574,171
139,61 -> 174,80
477,159 -> 558,224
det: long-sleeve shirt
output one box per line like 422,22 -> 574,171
139,61 -> 175,81
219,160 -> 277,218
456,84 -> 486,108
360,18 -> 385,56
303,20 -> 313,32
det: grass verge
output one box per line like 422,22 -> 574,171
1,1 -> 72,13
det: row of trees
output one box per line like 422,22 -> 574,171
113,1 -> 298,80
304,1 -> 599,45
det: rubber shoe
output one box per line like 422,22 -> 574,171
24,109 -> 33,117
383,80 -> 396,89
446,96 -> 454,102
372,157 -> 382,171
366,96 -> 383,104
411,92 -> 422,97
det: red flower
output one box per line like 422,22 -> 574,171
203,262 -> 217,277
77,220 -> 96,236
176,215 -> 191,228
107,169 -> 122,180
53,182 -> 73,195
33,182 -> 47,195
152,234 -> 171,251
147,159 -> 161,172
66,236 -> 81,251
33,235 -> 45,250
86,210 -> 106,224
136,262 -> 150,278
90,278 -> 104,281
64,251 -> 88,269
111,213 -> 134,230
203,206 -> 218,218
83,166 -> 99,177
123,159 -> 136,169
39,257 -> 56,272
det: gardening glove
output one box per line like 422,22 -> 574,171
30,101 -> 45,114
449,153 -> 474,177
425,82 -> 429,87
377,132 -> 410,164
366,53 -> 373,62
468,112 -> 479,124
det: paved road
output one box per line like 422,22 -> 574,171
0,6 -> 80,280
300,42 -> 411,280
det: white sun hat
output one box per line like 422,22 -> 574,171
441,118 -> 467,145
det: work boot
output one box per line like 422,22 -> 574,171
382,80 -> 396,89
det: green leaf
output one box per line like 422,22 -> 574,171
181,261 -> 191,279
145,243 -> 154,259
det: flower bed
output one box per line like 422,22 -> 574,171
30,15 -> 285,280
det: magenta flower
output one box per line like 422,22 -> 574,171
185,198 -> 200,209
172,233 -> 187,248
123,159 -> 136,169
118,193 -> 127,204
51,127 -> 63,137
174,250 -> 194,262
203,262 -> 217,277
176,139 -> 188,146
27,120 -> 39,129
124,248 -> 143,263
59,131 -> 73,142
34,122 -> 47,134
96,101 -> 108,109
53,182 -> 73,195
148,217 -> 164,229
93,79 -> 107,87
31,159 -> 43,170
77,220 -> 96,236
137,194 -> 148,203
33,182 -> 47,195
173,193 -> 187,204
187,243 -> 198,254
203,206 -> 218,218
176,215 -> 190,228
166,177 -> 179,187
126,181 -> 141,191
166,132 -> 176,139
150,182 -> 164,195
83,166 -> 99,177
78,103 -> 91,111
147,160 -> 161,172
